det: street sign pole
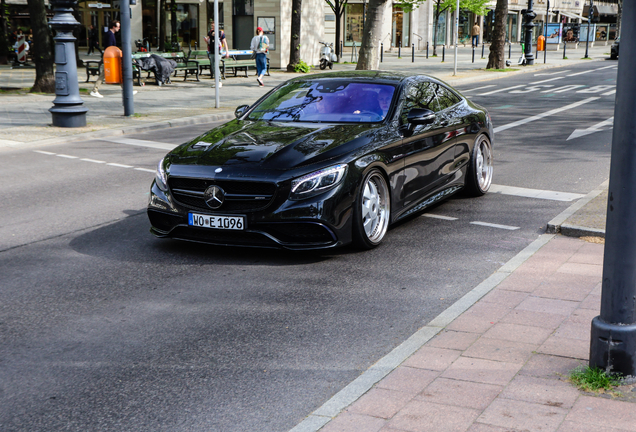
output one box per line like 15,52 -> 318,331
584,0 -> 593,59
590,0 -> 636,377
544,0 -> 548,64
523,0 -> 536,65
214,0 -> 220,108
453,0 -> 458,76
120,0 -> 134,116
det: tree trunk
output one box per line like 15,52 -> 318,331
356,0 -> 388,70
287,0 -> 302,71
0,0 -> 10,63
27,0 -> 55,93
486,0 -> 507,69
335,10 -> 342,60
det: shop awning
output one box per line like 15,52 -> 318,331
583,4 -> 618,16
559,11 -> 588,22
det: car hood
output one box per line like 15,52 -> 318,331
168,119 -> 381,170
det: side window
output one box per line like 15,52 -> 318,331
400,81 -> 439,124
435,84 -> 461,111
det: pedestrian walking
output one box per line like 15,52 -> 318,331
90,21 -> 136,98
250,27 -> 269,87
204,21 -> 229,87
472,21 -> 480,47
87,25 -> 102,56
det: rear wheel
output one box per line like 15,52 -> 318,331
328,62 -> 333,69
353,169 -> 390,249
319,59 -> 327,70
464,134 -> 493,197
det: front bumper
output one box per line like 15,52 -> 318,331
147,180 -> 354,250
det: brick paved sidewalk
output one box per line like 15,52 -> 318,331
304,235 -> 636,432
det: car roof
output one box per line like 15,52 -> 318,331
288,71 -> 425,84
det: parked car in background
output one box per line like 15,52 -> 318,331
147,71 -> 494,250
611,37 -> 620,59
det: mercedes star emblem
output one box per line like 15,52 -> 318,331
204,185 -> 225,209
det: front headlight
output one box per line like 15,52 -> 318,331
155,157 -> 168,192
290,164 -> 347,200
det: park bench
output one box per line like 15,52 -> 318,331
85,60 -> 101,82
187,50 -> 211,76
131,51 -> 200,85
219,51 -> 270,79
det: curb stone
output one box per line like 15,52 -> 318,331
546,179 -> 608,237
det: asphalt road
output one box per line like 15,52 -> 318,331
0,61 -> 616,432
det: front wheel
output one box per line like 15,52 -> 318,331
464,134 -> 493,197
319,59 -> 327,70
353,169 -> 391,249
328,62 -> 333,69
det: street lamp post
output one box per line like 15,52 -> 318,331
48,0 -> 88,127
584,0 -> 593,59
589,0 -> 636,377
522,0 -> 536,65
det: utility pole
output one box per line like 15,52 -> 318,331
589,0 -> 636,377
522,0 -> 536,65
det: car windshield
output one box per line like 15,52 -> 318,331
248,80 -> 397,123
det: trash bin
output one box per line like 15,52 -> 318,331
537,35 -> 546,51
103,46 -> 122,84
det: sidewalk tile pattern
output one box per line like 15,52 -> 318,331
316,236 -> 636,432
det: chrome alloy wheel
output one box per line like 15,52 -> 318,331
361,172 -> 390,244
475,136 -> 493,192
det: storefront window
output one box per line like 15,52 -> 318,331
167,4 -> 198,50
458,10 -> 472,45
391,6 -> 410,48
142,0 -> 158,48
344,3 -> 363,47
435,12 -> 446,45
507,13 -> 518,42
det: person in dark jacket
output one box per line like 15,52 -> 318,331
87,24 -> 102,55
91,21 -> 129,98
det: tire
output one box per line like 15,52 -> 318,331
353,169 -> 391,249
464,134 -> 493,197
328,62 -> 333,69
319,60 -> 327,70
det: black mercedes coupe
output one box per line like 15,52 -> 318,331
147,71 -> 494,250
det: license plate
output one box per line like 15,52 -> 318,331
188,213 -> 245,230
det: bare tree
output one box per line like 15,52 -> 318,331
486,0 -> 507,69
27,0 -> 55,93
356,0 -> 389,70
324,0 -> 349,60
287,0 -> 302,71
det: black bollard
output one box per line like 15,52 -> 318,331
412,43 -> 415,62
481,42 -> 485,58
49,0 -> 88,127
442,45 -> 445,62
472,46 -> 475,63
426,41 -> 429,59
398,41 -> 401,58
563,41 -> 566,59
508,42 -> 511,59
381,43 -> 383,62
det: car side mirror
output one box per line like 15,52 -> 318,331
235,105 -> 250,119
407,108 -> 436,125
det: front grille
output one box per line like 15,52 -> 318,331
168,177 -> 277,213
170,227 -> 279,248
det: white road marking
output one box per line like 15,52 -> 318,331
106,137 -> 177,151
106,163 -> 134,168
478,77 -> 564,95
494,97 -> 600,133
567,117 -> 614,141
509,84 -> 555,94
576,85 -> 615,94
567,65 -> 618,77
489,184 -> 585,201
422,213 -> 459,221
32,150 -> 154,174
471,221 -> 520,230
534,70 -> 570,76
541,84 -> 585,93
462,84 -> 496,93
602,89 -> 616,96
